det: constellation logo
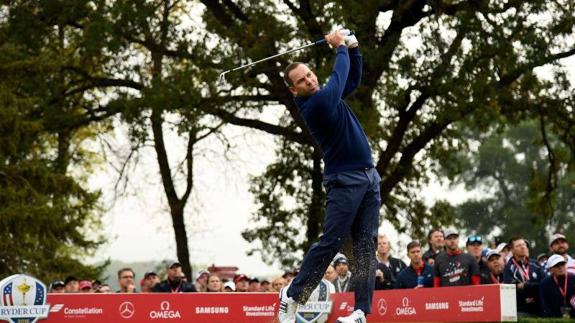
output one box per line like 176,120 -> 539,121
395,297 -> 416,316
338,302 -> 353,312
119,301 -> 135,319
149,301 -> 181,319
377,298 -> 387,316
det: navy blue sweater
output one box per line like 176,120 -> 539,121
294,46 -> 373,175
394,263 -> 434,289
539,274 -> 575,318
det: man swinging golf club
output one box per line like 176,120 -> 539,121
279,29 -> 381,323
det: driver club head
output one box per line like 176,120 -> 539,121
217,72 -> 227,87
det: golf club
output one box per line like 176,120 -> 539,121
218,38 -> 327,86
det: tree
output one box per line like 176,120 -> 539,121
445,119 -> 575,254
196,0 -> 575,266
0,1 -> 108,281
46,0 -> 229,279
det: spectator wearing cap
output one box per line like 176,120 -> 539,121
234,274 -> 250,292
423,229 -> 445,265
141,271 -> 160,293
433,229 -> 480,287
248,277 -> 261,292
152,260 -> 197,293
395,241 -> 434,289
194,270 -> 210,292
260,280 -> 271,292
495,242 -> 512,263
117,268 -> 137,293
332,255 -> 353,293
64,276 -> 79,293
206,274 -> 223,292
223,281 -> 236,292
536,254 -> 549,269
539,254 -> 575,318
481,249 -> 505,284
49,280 -> 65,293
466,235 -> 490,279
271,277 -> 287,293
503,236 -> 544,316
79,280 -> 93,293
376,234 -> 407,290
281,270 -> 297,283
549,233 -> 575,275
95,284 -> 112,293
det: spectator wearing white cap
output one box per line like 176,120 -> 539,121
194,270 -> 210,292
433,229 -> 481,287
549,233 -> 575,275
503,236 -> 544,316
223,281 -> 236,292
539,254 -> 575,318
480,249 -> 505,284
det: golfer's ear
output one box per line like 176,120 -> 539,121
289,86 -> 297,96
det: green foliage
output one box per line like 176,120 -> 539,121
445,120 -> 575,253
0,1 -> 108,282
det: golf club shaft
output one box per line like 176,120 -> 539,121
222,39 -> 326,75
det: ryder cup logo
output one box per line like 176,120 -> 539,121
295,280 -> 333,323
0,274 -> 50,323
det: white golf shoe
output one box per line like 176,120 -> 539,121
278,286 -> 297,323
336,309 -> 366,323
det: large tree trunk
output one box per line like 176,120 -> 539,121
170,204 -> 192,280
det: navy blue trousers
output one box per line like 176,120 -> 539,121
287,168 -> 381,313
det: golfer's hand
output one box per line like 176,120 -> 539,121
338,29 -> 358,48
325,29 -> 346,48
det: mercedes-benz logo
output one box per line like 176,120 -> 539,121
377,298 -> 387,316
119,301 -> 135,319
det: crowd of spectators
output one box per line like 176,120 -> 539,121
47,230 -> 575,319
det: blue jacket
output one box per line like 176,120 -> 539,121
503,257 -> 544,314
539,274 -> 575,318
394,263 -> 434,289
294,46 -> 373,175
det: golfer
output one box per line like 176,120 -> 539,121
279,29 -> 380,323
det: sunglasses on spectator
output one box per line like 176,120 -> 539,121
467,236 -> 482,243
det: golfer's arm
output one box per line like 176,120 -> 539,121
342,47 -> 362,98
314,45 -> 349,111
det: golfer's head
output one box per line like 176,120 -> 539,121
284,62 -> 319,97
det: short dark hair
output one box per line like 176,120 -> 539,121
427,228 -> 443,241
407,240 -> 421,252
283,62 -> 304,86
509,236 -> 526,248
117,268 -> 135,279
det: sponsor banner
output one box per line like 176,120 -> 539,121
43,285 -> 516,322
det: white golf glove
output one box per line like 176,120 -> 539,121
339,29 -> 358,47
